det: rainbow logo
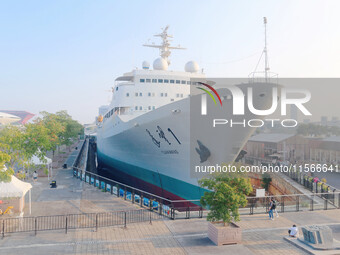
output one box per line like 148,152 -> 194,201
197,82 -> 222,106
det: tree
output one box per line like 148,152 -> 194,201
39,111 -> 65,156
0,121 -> 53,170
261,172 -> 272,191
0,147 -> 14,183
55,111 -> 83,149
0,110 -> 83,179
0,126 -> 28,169
25,122 -> 52,162
199,168 -> 252,226
297,123 -> 340,137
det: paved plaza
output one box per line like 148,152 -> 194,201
1,157 -> 340,254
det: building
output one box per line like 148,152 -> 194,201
244,133 -> 309,163
0,110 -> 35,125
309,136 -> 340,164
0,112 -> 21,125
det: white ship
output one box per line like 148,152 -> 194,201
96,25 -> 278,202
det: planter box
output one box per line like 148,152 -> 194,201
208,221 -> 242,246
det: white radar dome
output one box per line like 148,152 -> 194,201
153,58 -> 168,70
142,61 -> 150,69
185,61 -> 199,73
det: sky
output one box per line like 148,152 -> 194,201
1,0 -> 340,124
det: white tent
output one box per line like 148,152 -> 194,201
30,155 -> 53,180
0,167 -> 32,214
30,155 -> 52,165
0,175 -> 32,197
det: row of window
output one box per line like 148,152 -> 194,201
140,78 -> 193,85
104,105 -> 157,119
104,107 -> 117,119
126,92 -> 184,98
135,106 -> 156,111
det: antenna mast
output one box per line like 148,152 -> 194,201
143,25 -> 186,66
263,17 -> 269,81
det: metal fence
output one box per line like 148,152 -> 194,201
1,209 -> 163,237
283,169 -> 338,194
72,138 -> 340,221
72,167 -> 340,220
72,167 -> 180,217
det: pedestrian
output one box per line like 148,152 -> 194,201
33,171 -> 38,183
288,224 -> 299,237
268,199 -> 274,220
272,198 -> 279,217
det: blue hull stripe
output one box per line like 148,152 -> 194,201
97,151 -> 205,201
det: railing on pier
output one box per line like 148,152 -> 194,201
0,209 -> 163,238
72,167 -> 340,220
72,138 -> 340,221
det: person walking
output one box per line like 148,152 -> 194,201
272,198 -> 279,217
32,171 -> 38,183
268,199 -> 274,220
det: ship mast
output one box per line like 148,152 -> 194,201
143,25 -> 186,66
251,17 -> 275,83
263,17 -> 269,82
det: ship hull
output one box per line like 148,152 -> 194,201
97,82 -> 277,202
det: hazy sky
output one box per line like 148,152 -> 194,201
1,0 -> 340,123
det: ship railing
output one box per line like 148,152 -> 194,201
72,141 -> 339,220
248,71 -> 278,84
72,167 -> 340,220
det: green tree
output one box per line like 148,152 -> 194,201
297,123 -> 340,137
55,111 -> 83,148
0,147 -> 14,182
0,110 -> 83,174
0,122 -> 52,169
0,126 -> 28,169
38,111 -> 65,156
199,169 -> 252,226
261,172 -> 272,191
25,122 -> 52,162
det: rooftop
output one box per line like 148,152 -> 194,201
248,133 -> 295,143
322,136 -> 340,143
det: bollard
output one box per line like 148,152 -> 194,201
124,212 -> 127,228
